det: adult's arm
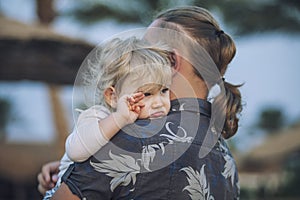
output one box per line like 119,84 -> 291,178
51,183 -> 80,200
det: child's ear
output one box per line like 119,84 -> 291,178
104,86 -> 117,108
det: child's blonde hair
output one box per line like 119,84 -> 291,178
84,37 -> 172,109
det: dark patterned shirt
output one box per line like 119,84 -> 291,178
62,98 -> 240,199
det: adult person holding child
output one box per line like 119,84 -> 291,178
38,6 -> 242,199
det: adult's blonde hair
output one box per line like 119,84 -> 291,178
83,37 -> 172,109
155,6 -> 243,139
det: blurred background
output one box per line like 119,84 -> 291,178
0,0 -> 299,199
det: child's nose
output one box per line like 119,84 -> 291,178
151,95 -> 163,108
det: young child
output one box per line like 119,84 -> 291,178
43,36 -> 172,199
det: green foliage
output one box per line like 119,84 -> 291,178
61,0 -> 167,25
58,0 -> 300,36
194,0 -> 300,35
276,153 -> 300,197
257,107 -> 285,133
0,98 -> 11,131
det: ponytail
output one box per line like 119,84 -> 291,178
216,27 -> 242,139
222,81 -> 243,139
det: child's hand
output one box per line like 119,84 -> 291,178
127,92 -> 145,114
116,92 -> 145,125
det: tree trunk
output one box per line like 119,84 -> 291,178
36,0 -> 55,25
49,85 -> 69,157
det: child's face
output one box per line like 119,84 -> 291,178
121,83 -> 171,119
138,85 -> 170,119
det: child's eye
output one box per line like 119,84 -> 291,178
144,92 -> 152,97
161,88 -> 169,94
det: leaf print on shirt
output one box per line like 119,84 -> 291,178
171,102 -> 186,111
222,154 -> 236,186
90,151 -> 140,192
160,122 -> 193,143
141,142 -> 165,171
217,138 -> 229,154
218,139 -> 237,187
180,165 -> 215,200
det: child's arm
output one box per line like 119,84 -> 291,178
66,93 -> 144,162
65,106 -> 110,162
98,92 -> 145,140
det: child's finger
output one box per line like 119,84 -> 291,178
134,106 -> 141,114
132,92 -> 144,103
135,102 -> 145,108
131,105 -> 141,114
127,93 -> 143,105
127,96 -> 136,105
132,92 -> 144,98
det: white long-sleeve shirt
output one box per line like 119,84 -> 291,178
43,105 -> 111,199
58,105 -> 111,181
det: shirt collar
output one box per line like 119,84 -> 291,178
170,98 -> 211,117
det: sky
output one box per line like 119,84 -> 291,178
1,0 -> 300,152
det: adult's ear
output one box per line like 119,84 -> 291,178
104,86 -> 117,108
170,49 -> 182,75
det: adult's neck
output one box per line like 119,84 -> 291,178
170,58 -> 208,101
169,80 -> 208,100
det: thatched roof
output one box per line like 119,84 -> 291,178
238,123 -> 300,172
0,16 -> 94,85
0,143 -> 60,182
